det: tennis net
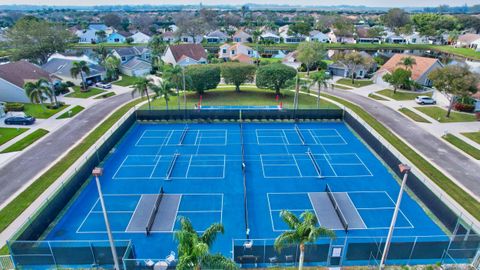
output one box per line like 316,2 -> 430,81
146,187 -> 165,235
306,148 -> 323,178
325,184 -> 349,231
295,124 -> 305,145
240,123 -> 249,237
165,153 -> 180,180
178,126 -> 189,145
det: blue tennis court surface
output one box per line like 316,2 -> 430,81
45,122 -> 445,261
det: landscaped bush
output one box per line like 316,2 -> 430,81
46,101 -> 66,109
65,81 -> 75,87
185,64 -> 221,94
54,83 -> 70,95
5,103 -> 24,112
454,102 -> 475,112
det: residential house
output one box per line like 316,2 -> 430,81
355,28 -> 381,44
232,30 -> 252,43
282,51 -> 301,69
384,34 -> 407,44
405,32 -> 429,44
162,32 -> 178,43
112,47 -> 151,63
162,44 -> 208,66
272,50 -> 287,59
106,32 -> 126,43
218,43 -> 258,64
130,32 -> 151,44
120,58 -> 152,77
456,33 -> 480,50
75,29 -> 99,44
204,30 -> 229,43
330,31 -> 356,44
179,35 -> 203,44
260,32 -> 281,44
307,31 -> 329,43
328,52 -> 375,78
0,61 -> 54,103
88,24 -> 108,32
42,55 -> 106,85
280,30 -> 306,44
373,54 -> 443,87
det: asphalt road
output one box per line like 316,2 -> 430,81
325,88 -> 480,199
0,92 -> 134,206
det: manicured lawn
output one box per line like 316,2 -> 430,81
143,86 -> 339,110
443,133 -> 480,160
56,106 -> 85,119
399,108 -> 431,123
0,98 -> 146,249
23,103 -> 68,119
322,93 -> 480,220
376,89 -> 431,101
113,75 -> 138,87
94,92 -> 116,99
1,129 -> 49,153
335,79 -> 373,88
65,86 -> 105,98
414,106 -> 477,123
368,93 -> 388,101
461,132 -> 480,144
333,84 -> 353,90
259,57 -> 281,64
0,127 -> 28,146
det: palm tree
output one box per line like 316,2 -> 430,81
104,56 -> 121,81
24,79 -> 53,112
252,29 -> 262,43
398,56 -> 416,71
131,77 -> 154,110
151,79 -> 176,111
95,30 -> 107,43
274,210 -> 335,270
175,217 -> 237,270
70,61 -> 91,91
309,72 -> 328,109
163,65 -> 183,110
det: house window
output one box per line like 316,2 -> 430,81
114,38 -> 120,42
183,37 -> 188,42
247,50 -> 251,55
231,50 -> 236,55
121,57 -> 126,61
222,49 -> 227,53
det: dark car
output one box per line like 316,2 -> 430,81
4,115 -> 36,125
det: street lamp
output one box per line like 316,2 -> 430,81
379,164 -> 411,269
92,167 -> 121,270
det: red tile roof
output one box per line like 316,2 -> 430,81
378,54 -> 441,81
168,44 -> 207,62
0,60 -> 52,88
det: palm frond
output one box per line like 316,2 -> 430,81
274,231 -> 299,252
279,210 -> 300,230
200,223 -> 224,247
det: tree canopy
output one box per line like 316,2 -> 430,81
185,64 -> 221,94
296,42 -> 326,75
6,16 -> 75,64
383,68 -> 412,93
220,62 -> 256,92
255,63 -> 297,95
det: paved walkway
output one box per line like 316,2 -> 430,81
0,92 -> 134,207
324,87 -> 480,199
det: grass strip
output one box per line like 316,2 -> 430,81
322,93 -> 480,220
461,132 -> 480,144
376,89 -> 431,101
333,84 -> 353,90
65,87 -> 105,99
336,79 -> 373,88
414,106 -> 477,123
443,134 -> 480,160
23,104 -> 68,119
0,98 -> 144,241
368,93 -> 388,101
56,106 -> 85,119
0,128 -> 28,146
399,108 -> 431,123
1,129 -> 49,153
113,75 -> 138,87
94,92 -> 116,99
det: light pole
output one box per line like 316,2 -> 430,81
379,164 -> 411,269
92,167 -> 121,270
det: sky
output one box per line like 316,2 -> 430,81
0,0 -> 477,7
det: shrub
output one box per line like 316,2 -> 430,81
46,101 -> 65,109
185,64 -> 221,94
65,81 -> 75,87
5,103 -> 24,112
454,102 -> 475,112
256,63 -> 297,95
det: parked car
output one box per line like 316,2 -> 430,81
95,82 -> 112,89
4,115 -> 36,125
415,96 -> 436,105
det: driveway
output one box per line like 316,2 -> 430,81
0,92 -> 135,207
324,87 -> 480,199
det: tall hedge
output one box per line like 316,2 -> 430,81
185,64 -> 221,94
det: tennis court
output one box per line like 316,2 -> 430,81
45,122 -> 445,263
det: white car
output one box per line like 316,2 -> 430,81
415,96 -> 436,105
95,82 -> 112,89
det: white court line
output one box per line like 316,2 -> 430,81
76,198 -> 100,234
346,193 -> 368,229
125,194 -> 143,232
323,154 -> 338,177
291,154 -> 304,178
171,194 -> 183,231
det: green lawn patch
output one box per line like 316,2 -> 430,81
94,92 -> 116,99
461,132 -> 480,144
443,134 -> 480,160
23,103 -> 68,119
143,86 -> 339,110
0,98 -> 145,245
0,127 -> 28,146
65,86 -> 105,99
322,93 -> 480,221
56,106 -> 85,119
259,57 -> 281,64
113,75 -> 138,87
333,84 -> 353,90
368,93 -> 388,101
399,108 -> 431,123
1,129 -> 49,153
334,79 -> 373,88
376,89 -> 431,101
414,106 -> 477,123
